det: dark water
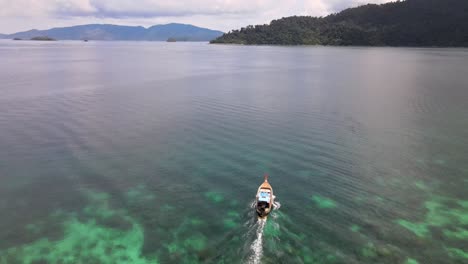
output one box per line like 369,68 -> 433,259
1,40 -> 468,264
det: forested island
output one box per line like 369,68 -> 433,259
211,0 -> 468,46
30,36 -> 56,41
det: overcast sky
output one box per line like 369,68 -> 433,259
0,0 -> 393,34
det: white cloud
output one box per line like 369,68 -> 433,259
50,0 -> 282,17
53,0 -> 97,16
0,0 -> 394,33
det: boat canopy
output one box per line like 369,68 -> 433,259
258,191 -> 271,202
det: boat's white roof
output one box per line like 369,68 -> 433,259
258,191 -> 271,202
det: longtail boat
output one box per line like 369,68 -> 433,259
255,174 -> 274,219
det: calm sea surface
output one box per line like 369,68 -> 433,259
0,40 -> 467,264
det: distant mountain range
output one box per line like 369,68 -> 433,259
0,23 -> 224,41
212,0 -> 468,46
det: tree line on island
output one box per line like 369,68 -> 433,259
211,0 -> 468,46
13,36 -> 56,41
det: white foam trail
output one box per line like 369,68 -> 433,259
273,201 -> 281,210
248,219 -> 266,264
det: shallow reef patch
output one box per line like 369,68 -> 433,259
311,195 -> 337,209
396,195 -> 468,238
0,189 -> 158,264
405,257 -> 419,264
446,247 -> 468,260
204,191 -> 224,203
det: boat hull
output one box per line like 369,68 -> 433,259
255,176 -> 274,219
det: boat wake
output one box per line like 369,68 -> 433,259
248,219 -> 266,264
246,198 -> 280,264
273,200 -> 281,210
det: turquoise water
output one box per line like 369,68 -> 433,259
0,40 -> 468,263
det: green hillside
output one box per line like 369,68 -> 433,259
211,0 -> 468,46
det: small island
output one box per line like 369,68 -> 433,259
30,36 -> 56,41
13,38 -> 22,41
166,37 -> 177,42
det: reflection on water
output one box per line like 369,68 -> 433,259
0,40 -> 468,263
